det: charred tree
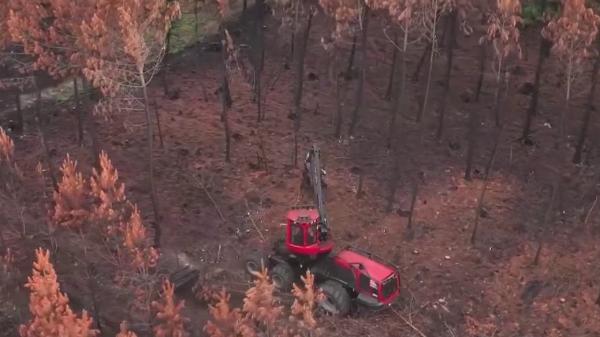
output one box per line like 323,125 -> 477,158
15,91 -> 23,134
465,107 -> 478,180
471,127 -> 502,244
573,40 -> 600,163
34,78 -> 58,190
534,176 -> 559,265
74,78 -> 84,146
161,27 -> 173,96
292,9 -> 314,167
346,33 -> 358,77
348,3 -> 370,137
334,73 -> 345,138
406,177 -> 419,238
386,27 -> 408,149
437,11 -> 457,140
139,68 -> 162,247
522,0 -> 551,142
474,42 -> 486,102
254,0 -> 266,122
219,27 -> 233,163
385,31 -> 399,101
412,43 -> 431,83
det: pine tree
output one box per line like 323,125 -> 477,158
19,248 -> 98,337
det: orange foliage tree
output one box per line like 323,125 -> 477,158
51,154 -> 90,229
542,0 -> 600,148
205,268 -> 321,337
152,280 -> 188,337
483,0 -> 522,127
19,248 -> 98,337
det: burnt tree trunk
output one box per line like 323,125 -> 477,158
348,4 -> 370,137
334,73 -> 345,138
152,101 -> 165,148
474,42 -> 486,102
437,11 -> 457,140
385,31 -> 399,101
346,33 -> 358,77
161,28 -> 173,96
406,178 -> 419,237
465,107 -> 478,180
219,28 -> 233,163
522,11 -> 551,141
534,177 -> 559,265
255,0 -> 266,122
471,127 -> 502,244
34,79 -> 58,190
412,43 -> 431,83
386,27 -> 408,149
573,45 -> 600,164
139,70 -> 162,248
81,79 -> 100,168
386,153 -> 401,213
15,91 -> 23,134
74,77 -> 84,146
292,10 -> 314,167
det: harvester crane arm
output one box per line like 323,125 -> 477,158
304,144 -> 329,241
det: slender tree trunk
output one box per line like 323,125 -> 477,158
334,73 -> 345,138
255,0 -> 265,122
418,0 -> 439,126
74,77 -> 84,146
407,178 -> 419,236
243,0 -> 247,13
34,80 -> 58,190
161,28 -> 173,96
346,33 -> 358,77
474,42 -> 486,102
386,27 -> 408,149
219,28 -> 233,163
15,91 -> 23,134
290,0 -> 300,61
561,59 -> 573,149
534,177 -> 559,265
412,43 -> 431,83
81,79 -> 100,167
465,107 -> 478,180
86,263 -> 104,336
356,171 -> 364,198
139,70 -> 161,248
292,10 -> 314,167
385,31 -> 399,101
573,48 -> 600,163
522,27 -> 551,141
437,11 -> 457,140
386,155 -> 400,213
153,101 -> 165,148
348,4 -> 370,137
471,127 -> 502,244
493,58 -> 504,127
194,0 -> 199,40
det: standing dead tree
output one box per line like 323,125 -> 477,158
542,0 -> 599,150
79,0 -> 181,243
482,0 -> 522,128
573,37 -> 600,164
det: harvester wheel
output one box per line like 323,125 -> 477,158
271,262 -> 294,291
318,280 -> 351,316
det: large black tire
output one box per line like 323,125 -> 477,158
318,280 -> 351,316
271,261 -> 294,291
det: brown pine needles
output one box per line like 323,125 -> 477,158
0,127 -> 14,162
290,271 -> 322,329
52,154 -> 90,229
152,280 -> 188,337
20,248 -> 98,337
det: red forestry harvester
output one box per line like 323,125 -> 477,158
245,145 -> 401,315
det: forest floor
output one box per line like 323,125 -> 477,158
2,4 -> 600,337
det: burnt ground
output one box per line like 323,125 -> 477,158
2,6 -> 600,337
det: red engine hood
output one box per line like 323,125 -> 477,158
334,249 -> 396,282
